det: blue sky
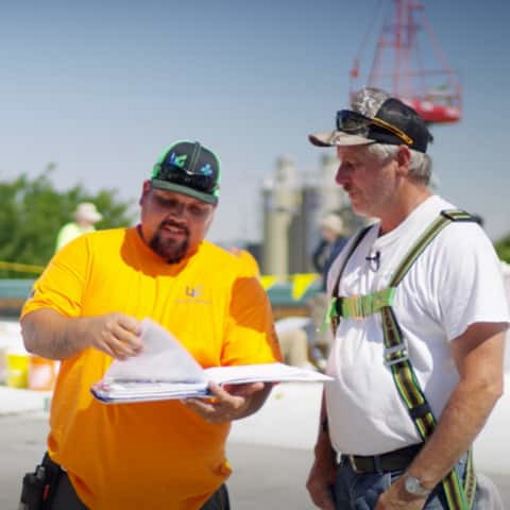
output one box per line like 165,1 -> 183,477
1,0 -> 509,242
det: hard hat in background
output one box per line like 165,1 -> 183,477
74,202 -> 103,223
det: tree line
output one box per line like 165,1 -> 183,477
495,236 -> 510,263
0,167 -> 134,278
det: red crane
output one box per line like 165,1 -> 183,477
350,0 -> 462,124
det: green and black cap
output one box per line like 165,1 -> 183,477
151,141 -> 221,204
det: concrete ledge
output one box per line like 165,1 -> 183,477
0,387 -> 51,415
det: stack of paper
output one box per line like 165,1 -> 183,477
91,319 -> 331,404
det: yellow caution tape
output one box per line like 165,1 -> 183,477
291,273 -> 320,301
259,272 -> 320,300
0,261 -> 45,274
260,275 -> 280,291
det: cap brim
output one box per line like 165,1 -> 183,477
151,179 -> 218,205
308,130 -> 376,148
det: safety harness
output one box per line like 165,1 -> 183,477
327,209 -> 477,510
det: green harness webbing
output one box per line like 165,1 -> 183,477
326,225 -> 372,332
329,210 -> 477,510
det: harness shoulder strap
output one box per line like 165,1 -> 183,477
331,225 -> 372,297
381,208 -> 477,510
389,209 -> 473,287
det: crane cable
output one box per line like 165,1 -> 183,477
350,0 -> 385,80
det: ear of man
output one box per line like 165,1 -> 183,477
395,145 -> 412,177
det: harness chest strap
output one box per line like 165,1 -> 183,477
325,225 -> 372,331
329,209 -> 477,510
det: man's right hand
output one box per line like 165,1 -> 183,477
22,309 -> 143,360
82,313 -> 143,359
306,457 -> 337,510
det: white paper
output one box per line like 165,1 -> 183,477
105,319 -> 205,384
91,318 -> 332,404
204,363 -> 331,385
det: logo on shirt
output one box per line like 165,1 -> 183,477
175,284 -> 211,305
185,285 -> 202,298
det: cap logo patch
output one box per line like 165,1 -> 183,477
169,152 -> 188,169
199,163 -> 213,176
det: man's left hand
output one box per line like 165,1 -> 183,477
183,382 -> 268,423
375,478 -> 427,510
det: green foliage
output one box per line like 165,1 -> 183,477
495,234 -> 510,263
0,167 -> 135,278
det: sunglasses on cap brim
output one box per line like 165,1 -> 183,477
153,163 -> 218,194
336,110 -> 414,146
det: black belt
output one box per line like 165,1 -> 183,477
341,443 -> 422,474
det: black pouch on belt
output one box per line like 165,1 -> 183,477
19,453 -> 62,510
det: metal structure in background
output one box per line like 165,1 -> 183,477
350,0 -> 462,124
262,154 -> 354,278
262,156 -> 301,278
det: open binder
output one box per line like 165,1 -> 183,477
91,319 -> 331,404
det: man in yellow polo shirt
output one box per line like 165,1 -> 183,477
20,140 -> 281,510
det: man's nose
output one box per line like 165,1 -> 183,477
335,165 -> 349,186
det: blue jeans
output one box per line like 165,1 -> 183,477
333,454 -> 478,509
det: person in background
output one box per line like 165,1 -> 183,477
312,213 -> 348,291
306,87 -> 508,509
55,202 -> 103,251
20,140 -> 281,510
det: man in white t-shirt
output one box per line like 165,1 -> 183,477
306,87 -> 509,510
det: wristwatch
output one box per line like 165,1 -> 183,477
404,475 -> 432,497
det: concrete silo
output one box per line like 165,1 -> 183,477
262,156 -> 301,277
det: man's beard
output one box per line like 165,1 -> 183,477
149,221 -> 190,264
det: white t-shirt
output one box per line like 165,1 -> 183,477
325,195 -> 510,455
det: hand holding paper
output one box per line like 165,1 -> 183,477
104,318 -> 204,383
183,380 -> 269,423
91,318 -> 332,404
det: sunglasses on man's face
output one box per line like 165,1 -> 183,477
154,163 -> 218,194
335,110 -> 414,146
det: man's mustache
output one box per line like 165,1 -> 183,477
159,220 -> 189,236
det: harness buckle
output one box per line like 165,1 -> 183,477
383,342 -> 409,367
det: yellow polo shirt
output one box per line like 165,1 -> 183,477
22,227 -> 280,510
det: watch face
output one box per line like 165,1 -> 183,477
404,475 -> 431,497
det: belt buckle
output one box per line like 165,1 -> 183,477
347,455 -> 360,473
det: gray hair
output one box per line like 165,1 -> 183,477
366,143 -> 432,185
